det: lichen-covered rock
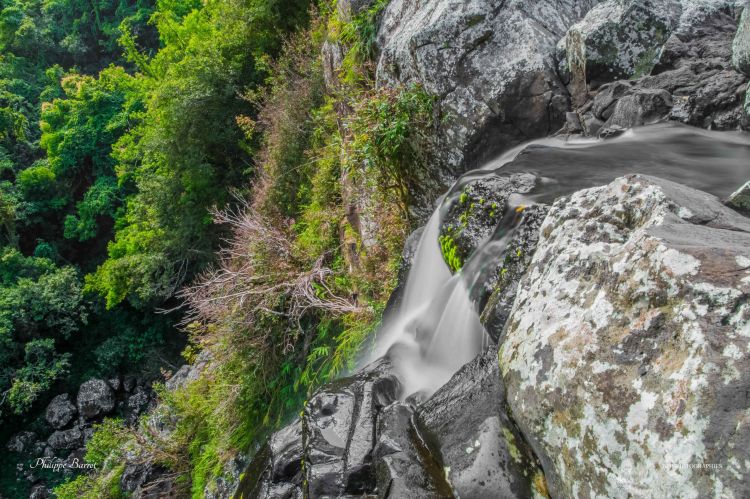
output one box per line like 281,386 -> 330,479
727,180 -> 750,211
416,348 -> 547,499
45,394 -> 77,430
559,0 -> 676,102
376,0 -> 601,177
644,4 -> 748,129
439,173 -> 537,271
732,4 -> 750,76
565,1 -> 748,132
76,379 -> 115,419
500,174 -> 750,498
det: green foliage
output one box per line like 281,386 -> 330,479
350,84 -> 434,214
0,250 -> 84,416
87,0 -> 312,308
439,234 -> 463,272
6,339 -> 71,414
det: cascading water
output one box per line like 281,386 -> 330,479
372,123 -> 750,401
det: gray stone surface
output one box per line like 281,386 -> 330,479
47,428 -> 82,451
376,0 -> 602,179
76,379 -> 115,419
417,348 -> 546,499
500,174 -> 750,498
45,394 -> 77,430
733,4 -> 750,76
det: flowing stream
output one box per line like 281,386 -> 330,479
372,123 -> 750,399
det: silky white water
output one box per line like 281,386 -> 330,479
372,123 -> 750,400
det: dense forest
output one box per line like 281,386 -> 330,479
0,0 -> 431,495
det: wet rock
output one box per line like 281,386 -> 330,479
235,420 -> 305,499
376,0 -> 600,185
47,428 -> 82,451
373,402 -> 452,498
235,358 -> 401,498
726,180 -> 750,212
76,379 -> 115,419
416,348 -> 545,499
304,359 -> 400,497
439,173 -> 538,270
733,5 -> 750,76
501,174 -> 750,497
45,394 -> 77,430
7,431 -> 37,454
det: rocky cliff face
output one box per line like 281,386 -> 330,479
376,0 -> 603,178
102,1 -> 750,498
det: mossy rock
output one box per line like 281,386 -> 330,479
438,172 -> 537,272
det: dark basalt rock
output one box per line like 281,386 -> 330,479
6,431 -> 38,454
416,348 -> 545,499
45,394 -> 77,430
76,379 -> 115,419
235,358 -> 401,498
46,428 -> 82,451
373,402 -> 452,498
120,460 -> 180,498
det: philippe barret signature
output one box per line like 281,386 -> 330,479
29,457 -> 98,472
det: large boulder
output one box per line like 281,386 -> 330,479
47,428 -> 83,451
45,394 -> 77,430
376,0 -> 602,179
416,348 -> 547,499
6,431 -> 38,454
500,175 -> 750,498
373,402 -> 452,498
568,1 -> 749,132
76,379 -> 115,420
558,0 -> 676,103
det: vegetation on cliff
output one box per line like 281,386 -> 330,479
0,0 -> 436,495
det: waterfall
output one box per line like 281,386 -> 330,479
373,123 -> 750,400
